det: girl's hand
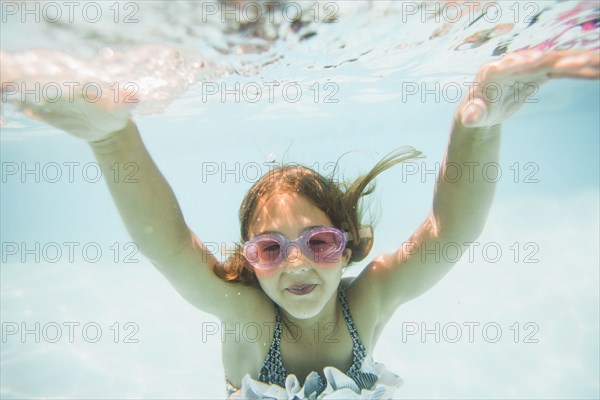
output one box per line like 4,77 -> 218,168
1,51 -> 137,142
2,82 -> 137,142
457,50 -> 600,128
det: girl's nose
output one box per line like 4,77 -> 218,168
283,243 -> 310,272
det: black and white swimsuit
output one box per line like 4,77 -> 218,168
225,285 -> 402,398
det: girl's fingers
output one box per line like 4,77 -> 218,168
549,53 -> 600,79
478,51 -> 546,82
548,67 -> 600,79
477,51 -> 599,86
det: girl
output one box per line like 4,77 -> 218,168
2,50 -> 598,398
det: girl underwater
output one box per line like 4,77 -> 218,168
2,47 -> 599,398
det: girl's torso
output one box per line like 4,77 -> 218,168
221,278 -> 382,388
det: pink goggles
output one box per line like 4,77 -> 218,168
243,226 -> 348,270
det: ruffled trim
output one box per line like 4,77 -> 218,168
228,356 -> 402,399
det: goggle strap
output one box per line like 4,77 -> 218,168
345,225 -> 373,242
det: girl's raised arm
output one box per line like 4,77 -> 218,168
1,72 -> 263,320
89,120 -> 259,319
351,50 -> 599,328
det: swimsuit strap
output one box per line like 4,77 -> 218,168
338,284 -> 366,374
257,285 -> 377,392
338,284 -> 379,389
257,304 -> 288,387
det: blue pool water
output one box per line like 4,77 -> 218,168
1,1 -> 599,398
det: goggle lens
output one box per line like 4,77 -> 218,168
255,239 -> 282,264
308,231 -> 343,260
243,227 -> 346,270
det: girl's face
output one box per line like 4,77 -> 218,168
249,192 -> 350,319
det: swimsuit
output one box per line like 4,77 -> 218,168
225,285 -> 403,399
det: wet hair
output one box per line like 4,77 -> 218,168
213,146 -> 422,285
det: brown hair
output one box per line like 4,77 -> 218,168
213,146 -> 422,285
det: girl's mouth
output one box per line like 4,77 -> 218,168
286,284 -> 317,295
